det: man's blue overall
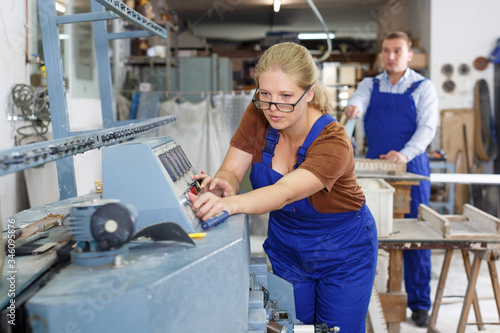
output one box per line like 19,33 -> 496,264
250,114 -> 378,332
364,78 -> 432,312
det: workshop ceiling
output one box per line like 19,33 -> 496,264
162,0 -> 390,44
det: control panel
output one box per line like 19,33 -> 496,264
102,137 -> 205,233
151,139 -> 205,223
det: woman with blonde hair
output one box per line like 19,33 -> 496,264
188,42 -> 377,332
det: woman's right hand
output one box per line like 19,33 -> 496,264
191,173 -> 235,197
187,191 -> 231,221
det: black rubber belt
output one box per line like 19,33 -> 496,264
473,79 -> 498,161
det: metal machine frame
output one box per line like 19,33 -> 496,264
37,0 -> 169,199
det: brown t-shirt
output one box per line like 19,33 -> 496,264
230,103 -> 365,213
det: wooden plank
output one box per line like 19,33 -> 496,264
392,184 -> 412,215
354,158 -> 407,175
446,228 -> 500,240
449,217 -> 500,238
379,292 -> 407,322
461,250 -> 485,331
440,108 -> 475,214
387,322 -> 400,333
463,204 -> 500,233
429,249 -> 453,329
32,242 -> 58,255
388,250 -> 403,292
18,214 -> 64,239
418,204 -> 450,236
457,255 -> 482,333
486,258 -> 500,319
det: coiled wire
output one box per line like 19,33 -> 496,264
10,83 -> 51,144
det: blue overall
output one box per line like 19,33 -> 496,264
364,78 -> 432,311
250,114 -> 378,332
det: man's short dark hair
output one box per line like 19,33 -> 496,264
384,31 -> 412,49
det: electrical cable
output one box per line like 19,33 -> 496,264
305,0 -> 332,63
10,83 -> 51,144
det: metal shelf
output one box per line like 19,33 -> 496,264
34,0 -> 174,199
0,116 -> 175,177
93,0 -> 166,38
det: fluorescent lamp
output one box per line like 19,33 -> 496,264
55,2 -> 66,13
298,32 -> 335,40
430,173 -> 500,184
273,0 -> 281,13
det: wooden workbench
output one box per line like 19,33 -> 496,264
356,168 -> 429,331
378,219 -> 500,333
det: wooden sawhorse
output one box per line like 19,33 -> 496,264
428,248 -> 500,333
379,217 -> 500,333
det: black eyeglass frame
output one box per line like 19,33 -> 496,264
252,84 -> 313,112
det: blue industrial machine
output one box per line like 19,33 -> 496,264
1,136 -> 334,333
24,136 -> 252,332
0,0 -> 337,331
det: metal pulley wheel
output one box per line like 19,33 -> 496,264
441,64 -> 453,77
90,203 -> 135,251
442,80 -> 456,93
458,63 -> 470,75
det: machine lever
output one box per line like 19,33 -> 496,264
201,211 -> 229,230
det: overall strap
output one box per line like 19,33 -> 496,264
372,78 -> 380,92
262,126 -> 279,166
294,114 -> 336,169
405,79 -> 426,95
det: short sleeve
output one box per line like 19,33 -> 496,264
298,121 -> 353,191
230,102 -> 268,164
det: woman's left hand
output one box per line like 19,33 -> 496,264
191,173 -> 235,197
187,192 -> 228,221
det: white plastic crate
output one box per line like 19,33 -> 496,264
357,178 -> 395,237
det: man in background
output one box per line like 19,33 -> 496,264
345,31 -> 438,327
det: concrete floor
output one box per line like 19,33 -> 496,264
248,214 -> 500,333
400,249 -> 499,333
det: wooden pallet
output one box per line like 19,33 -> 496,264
418,203 -> 500,239
354,158 -> 407,175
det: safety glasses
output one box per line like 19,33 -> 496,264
252,84 -> 312,112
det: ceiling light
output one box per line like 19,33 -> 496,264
273,0 -> 281,13
298,32 -> 335,40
